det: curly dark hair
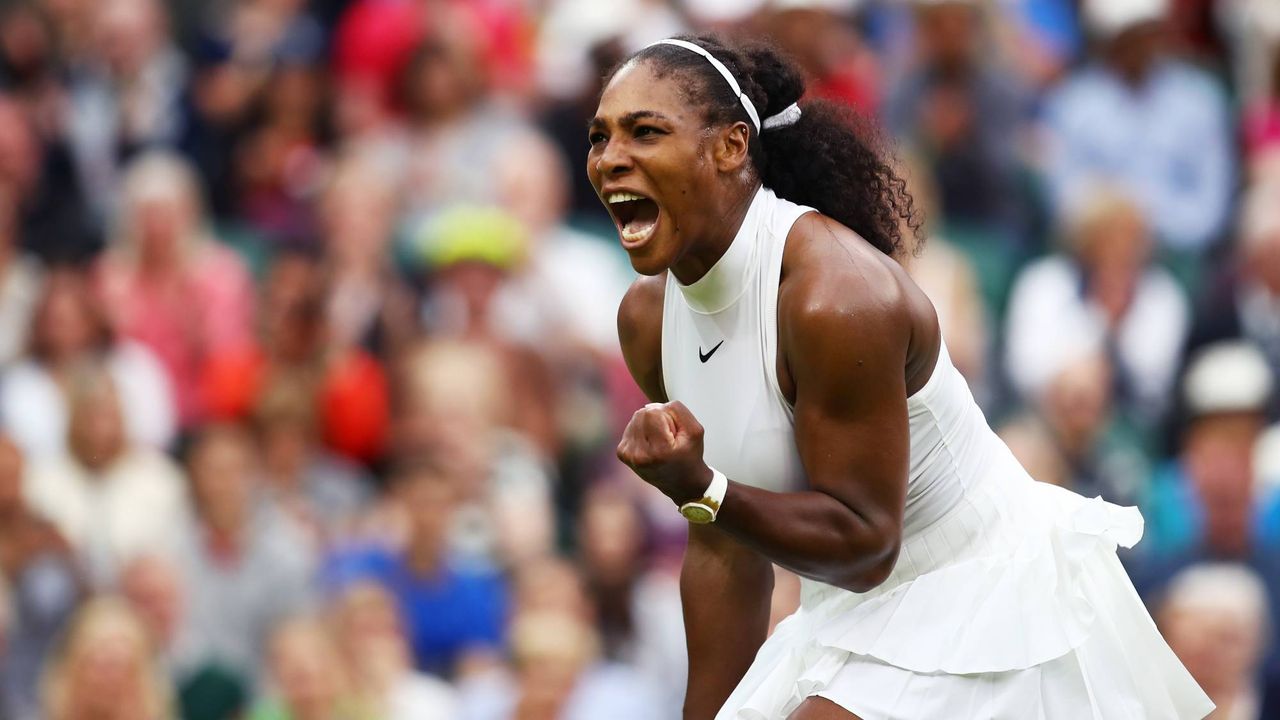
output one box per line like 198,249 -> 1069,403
618,33 -> 923,259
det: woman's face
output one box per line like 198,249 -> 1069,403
587,60 -> 722,276
66,615 -> 147,713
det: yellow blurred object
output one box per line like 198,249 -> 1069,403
418,205 -> 527,270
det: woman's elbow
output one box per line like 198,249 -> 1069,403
835,538 -> 901,593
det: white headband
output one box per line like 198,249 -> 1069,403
649,39 -> 803,134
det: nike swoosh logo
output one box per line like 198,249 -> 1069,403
699,341 -> 724,363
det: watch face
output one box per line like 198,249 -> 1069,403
680,503 -> 714,524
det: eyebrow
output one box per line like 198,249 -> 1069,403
587,110 -> 674,129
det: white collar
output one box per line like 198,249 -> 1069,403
673,186 -> 767,315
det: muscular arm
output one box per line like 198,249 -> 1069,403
617,277 -> 773,720
714,254 -> 913,591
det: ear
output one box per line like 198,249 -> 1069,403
711,121 -> 751,173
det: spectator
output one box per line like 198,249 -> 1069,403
0,266 -> 175,459
318,153 -> 417,359
201,247 -> 392,464
413,208 -> 559,459
885,0 -> 1032,248
174,423 -> 315,687
231,39 -> 332,245
0,95 -> 97,263
248,615 -> 370,720
458,559 -> 664,720
763,1 -> 880,113
253,380 -> 375,547
325,454 -> 508,679
1184,179 -> 1280,418
96,151 -> 255,426
40,597 -> 174,720
396,339 -> 557,564
495,135 -> 633,360
1142,342 -> 1278,560
1005,188 -> 1189,423
1135,341 -> 1280,679
0,436 -> 81,720
64,0 -> 189,218
1004,352 -> 1152,505
396,32 -> 552,229
1158,563 -> 1273,719
332,581 -> 458,720
23,364 -> 188,588
1041,0 -> 1233,255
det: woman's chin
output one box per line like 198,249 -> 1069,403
621,236 -> 676,276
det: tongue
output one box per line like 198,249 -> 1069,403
622,199 -> 659,237
624,216 -> 657,236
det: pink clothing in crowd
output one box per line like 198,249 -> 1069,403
96,243 -> 256,426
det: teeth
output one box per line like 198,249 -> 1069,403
607,192 -> 646,204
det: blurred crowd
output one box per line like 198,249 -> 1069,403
0,0 -> 1277,718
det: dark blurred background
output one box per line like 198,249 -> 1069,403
0,0 -> 1276,718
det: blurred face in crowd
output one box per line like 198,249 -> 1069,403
335,582 -> 412,689
396,465 -> 457,567
1161,598 -> 1265,698
515,557 -> 591,621
261,254 -> 324,362
48,600 -> 162,720
914,3 -> 980,73
579,490 -> 645,587
32,271 -> 103,363
120,555 -> 184,650
267,619 -> 348,719
406,37 -> 482,124
1040,353 -> 1113,456
67,377 -> 126,472
95,0 -> 165,78
264,64 -> 326,129
0,5 -> 56,85
133,192 -> 196,269
1105,22 -> 1166,85
188,428 -> 255,534
1185,412 -> 1263,556
588,60 -> 744,278
0,437 -> 22,514
1074,198 -> 1150,323
511,611 -> 598,719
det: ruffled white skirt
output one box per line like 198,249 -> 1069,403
715,477 -> 1215,720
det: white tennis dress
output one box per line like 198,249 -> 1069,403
659,187 -> 1214,719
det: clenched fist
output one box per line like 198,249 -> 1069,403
616,401 -> 713,504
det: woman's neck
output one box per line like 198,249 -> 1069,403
669,182 -> 760,286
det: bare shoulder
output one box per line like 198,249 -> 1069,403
617,273 -> 668,402
779,213 -> 940,395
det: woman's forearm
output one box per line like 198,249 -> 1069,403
714,480 -> 899,593
680,524 -> 773,720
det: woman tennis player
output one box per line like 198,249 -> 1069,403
590,33 -> 1212,720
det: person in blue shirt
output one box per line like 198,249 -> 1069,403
1042,0 -> 1233,256
325,454 -> 508,678
1130,342 -> 1280,684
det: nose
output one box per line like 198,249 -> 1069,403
595,137 -> 632,177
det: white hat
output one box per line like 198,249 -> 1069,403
1183,341 -> 1275,417
771,0 -> 860,12
687,0 -> 767,23
1082,0 -> 1169,37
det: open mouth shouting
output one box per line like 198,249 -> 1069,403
605,191 -> 661,249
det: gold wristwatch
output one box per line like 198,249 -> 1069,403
679,468 -> 728,524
